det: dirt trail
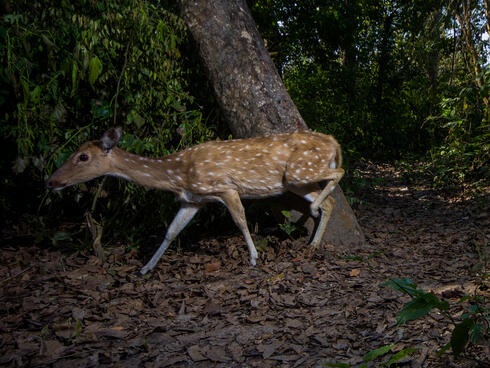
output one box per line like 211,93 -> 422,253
0,163 -> 488,367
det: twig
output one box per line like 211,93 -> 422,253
0,266 -> 33,285
91,176 -> 107,213
113,40 -> 131,126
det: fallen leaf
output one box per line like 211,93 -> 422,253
350,268 -> 361,277
40,339 -> 65,358
187,345 -> 207,361
205,261 -> 221,273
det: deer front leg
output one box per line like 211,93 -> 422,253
219,190 -> 258,266
139,204 -> 201,275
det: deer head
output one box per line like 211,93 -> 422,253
46,127 -> 122,190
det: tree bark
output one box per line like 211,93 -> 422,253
179,0 -> 306,137
179,0 -> 365,248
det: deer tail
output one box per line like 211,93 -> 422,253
328,139 -> 342,169
335,142 -> 342,169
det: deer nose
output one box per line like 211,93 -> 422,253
46,178 -> 61,189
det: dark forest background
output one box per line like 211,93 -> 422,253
0,0 -> 488,249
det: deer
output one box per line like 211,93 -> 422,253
46,127 -> 344,275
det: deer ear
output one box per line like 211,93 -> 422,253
101,127 -> 122,152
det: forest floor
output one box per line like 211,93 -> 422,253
0,162 -> 489,368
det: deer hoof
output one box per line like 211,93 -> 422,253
310,206 -> 319,218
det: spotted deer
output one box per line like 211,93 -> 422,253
46,128 -> 344,274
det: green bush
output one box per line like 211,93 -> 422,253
0,0 -> 213,248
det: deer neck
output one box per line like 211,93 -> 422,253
109,147 -> 184,191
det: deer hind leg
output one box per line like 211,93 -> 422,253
289,184 -> 335,248
219,190 -> 258,266
310,196 -> 334,247
139,204 -> 201,275
310,168 -> 344,217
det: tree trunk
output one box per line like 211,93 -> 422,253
180,0 -> 307,137
179,0 -> 365,249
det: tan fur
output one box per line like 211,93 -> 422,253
47,128 -> 344,274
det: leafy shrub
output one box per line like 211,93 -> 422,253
382,278 -> 489,359
0,0 -> 213,248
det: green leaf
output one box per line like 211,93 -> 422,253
88,55 -> 103,87
468,304 -> 483,315
469,322 -> 484,344
71,61 -> 78,96
436,342 -> 451,356
93,105 -> 111,119
131,111 -> 146,129
451,319 -> 475,357
380,278 -> 421,297
386,348 -> 417,366
30,86 -> 42,103
255,237 -> 268,252
396,293 -> 440,325
52,231 -> 72,245
363,344 -> 395,362
437,300 -> 450,311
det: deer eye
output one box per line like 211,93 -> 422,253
79,153 -> 89,162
